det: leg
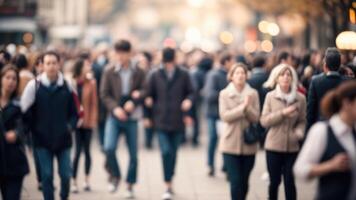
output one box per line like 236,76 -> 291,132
72,129 -> 84,179
36,148 -> 54,200
169,132 -> 183,179
157,131 -> 174,182
124,121 -> 138,184
1,177 -> 24,200
266,151 -> 283,200
223,154 -> 244,200
83,129 -> 92,176
57,148 -> 72,200
241,155 -> 256,199
98,119 -> 106,149
104,116 -> 121,179
145,127 -> 154,149
207,118 -> 218,170
192,114 -> 200,146
282,153 -> 298,200
33,146 -> 42,185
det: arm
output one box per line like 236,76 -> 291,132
260,93 -> 284,128
184,72 -> 195,103
306,79 -> 317,133
294,96 -> 307,139
245,91 -> 260,123
90,80 -> 99,128
68,91 -> 79,131
100,69 -> 119,112
294,123 -> 327,180
203,72 -> 219,103
131,69 -> 147,106
20,80 -> 36,113
219,91 -> 246,123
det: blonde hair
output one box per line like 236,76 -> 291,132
263,63 -> 298,91
227,63 -> 248,82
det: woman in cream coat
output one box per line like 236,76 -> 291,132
260,64 -> 306,200
218,63 -> 260,200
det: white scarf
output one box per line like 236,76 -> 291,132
275,84 -> 297,104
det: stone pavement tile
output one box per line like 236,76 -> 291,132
20,130 -> 316,200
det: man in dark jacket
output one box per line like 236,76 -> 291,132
247,53 -> 269,147
190,56 -> 213,146
100,40 -> 145,197
21,51 -> 78,200
306,47 -> 346,132
202,52 -> 234,176
144,47 -> 194,200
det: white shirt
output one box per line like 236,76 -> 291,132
293,114 -> 356,199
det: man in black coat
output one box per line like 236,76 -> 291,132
306,47 -> 346,133
144,47 -> 194,200
21,51 -> 78,200
202,52 -> 234,176
247,53 -> 269,147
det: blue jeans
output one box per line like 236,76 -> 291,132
104,116 -> 138,184
157,130 -> 183,182
207,117 -> 218,169
36,148 -> 71,200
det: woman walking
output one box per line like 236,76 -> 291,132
70,58 -> 98,193
219,63 -> 260,200
260,64 -> 306,200
294,80 -> 356,200
0,65 -> 29,200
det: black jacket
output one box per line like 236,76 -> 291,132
306,72 -> 346,132
247,68 -> 269,110
27,81 -> 78,152
145,66 -> 194,132
0,100 -> 29,177
202,68 -> 228,118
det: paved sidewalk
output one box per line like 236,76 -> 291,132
20,128 -> 316,200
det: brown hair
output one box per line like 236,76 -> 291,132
0,64 -> 19,100
321,80 -> 356,119
227,63 -> 248,81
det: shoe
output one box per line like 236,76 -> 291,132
161,190 -> 173,200
37,183 -> 42,191
124,189 -> 135,199
72,184 -> 79,193
83,182 -> 91,192
208,168 -> 215,177
108,178 -> 119,193
108,183 -> 118,193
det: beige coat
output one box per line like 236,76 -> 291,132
218,83 -> 260,155
260,89 -> 306,153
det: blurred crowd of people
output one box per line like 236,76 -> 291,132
0,41 -> 355,200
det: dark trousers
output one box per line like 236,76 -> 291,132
157,130 -> 183,182
207,117 -> 218,169
266,151 -> 297,200
144,127 -> 154,148
223,154 -> 255,200
98,119 -> 106,150
33,146 -> 42,183
192,114 -> 200,145
72,128 -> 92,178
0,176 -> 24,200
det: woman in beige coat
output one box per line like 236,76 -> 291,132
218,63 -> 260,200
260,64 -> 306,200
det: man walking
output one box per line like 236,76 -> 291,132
145,47 -> 194,200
